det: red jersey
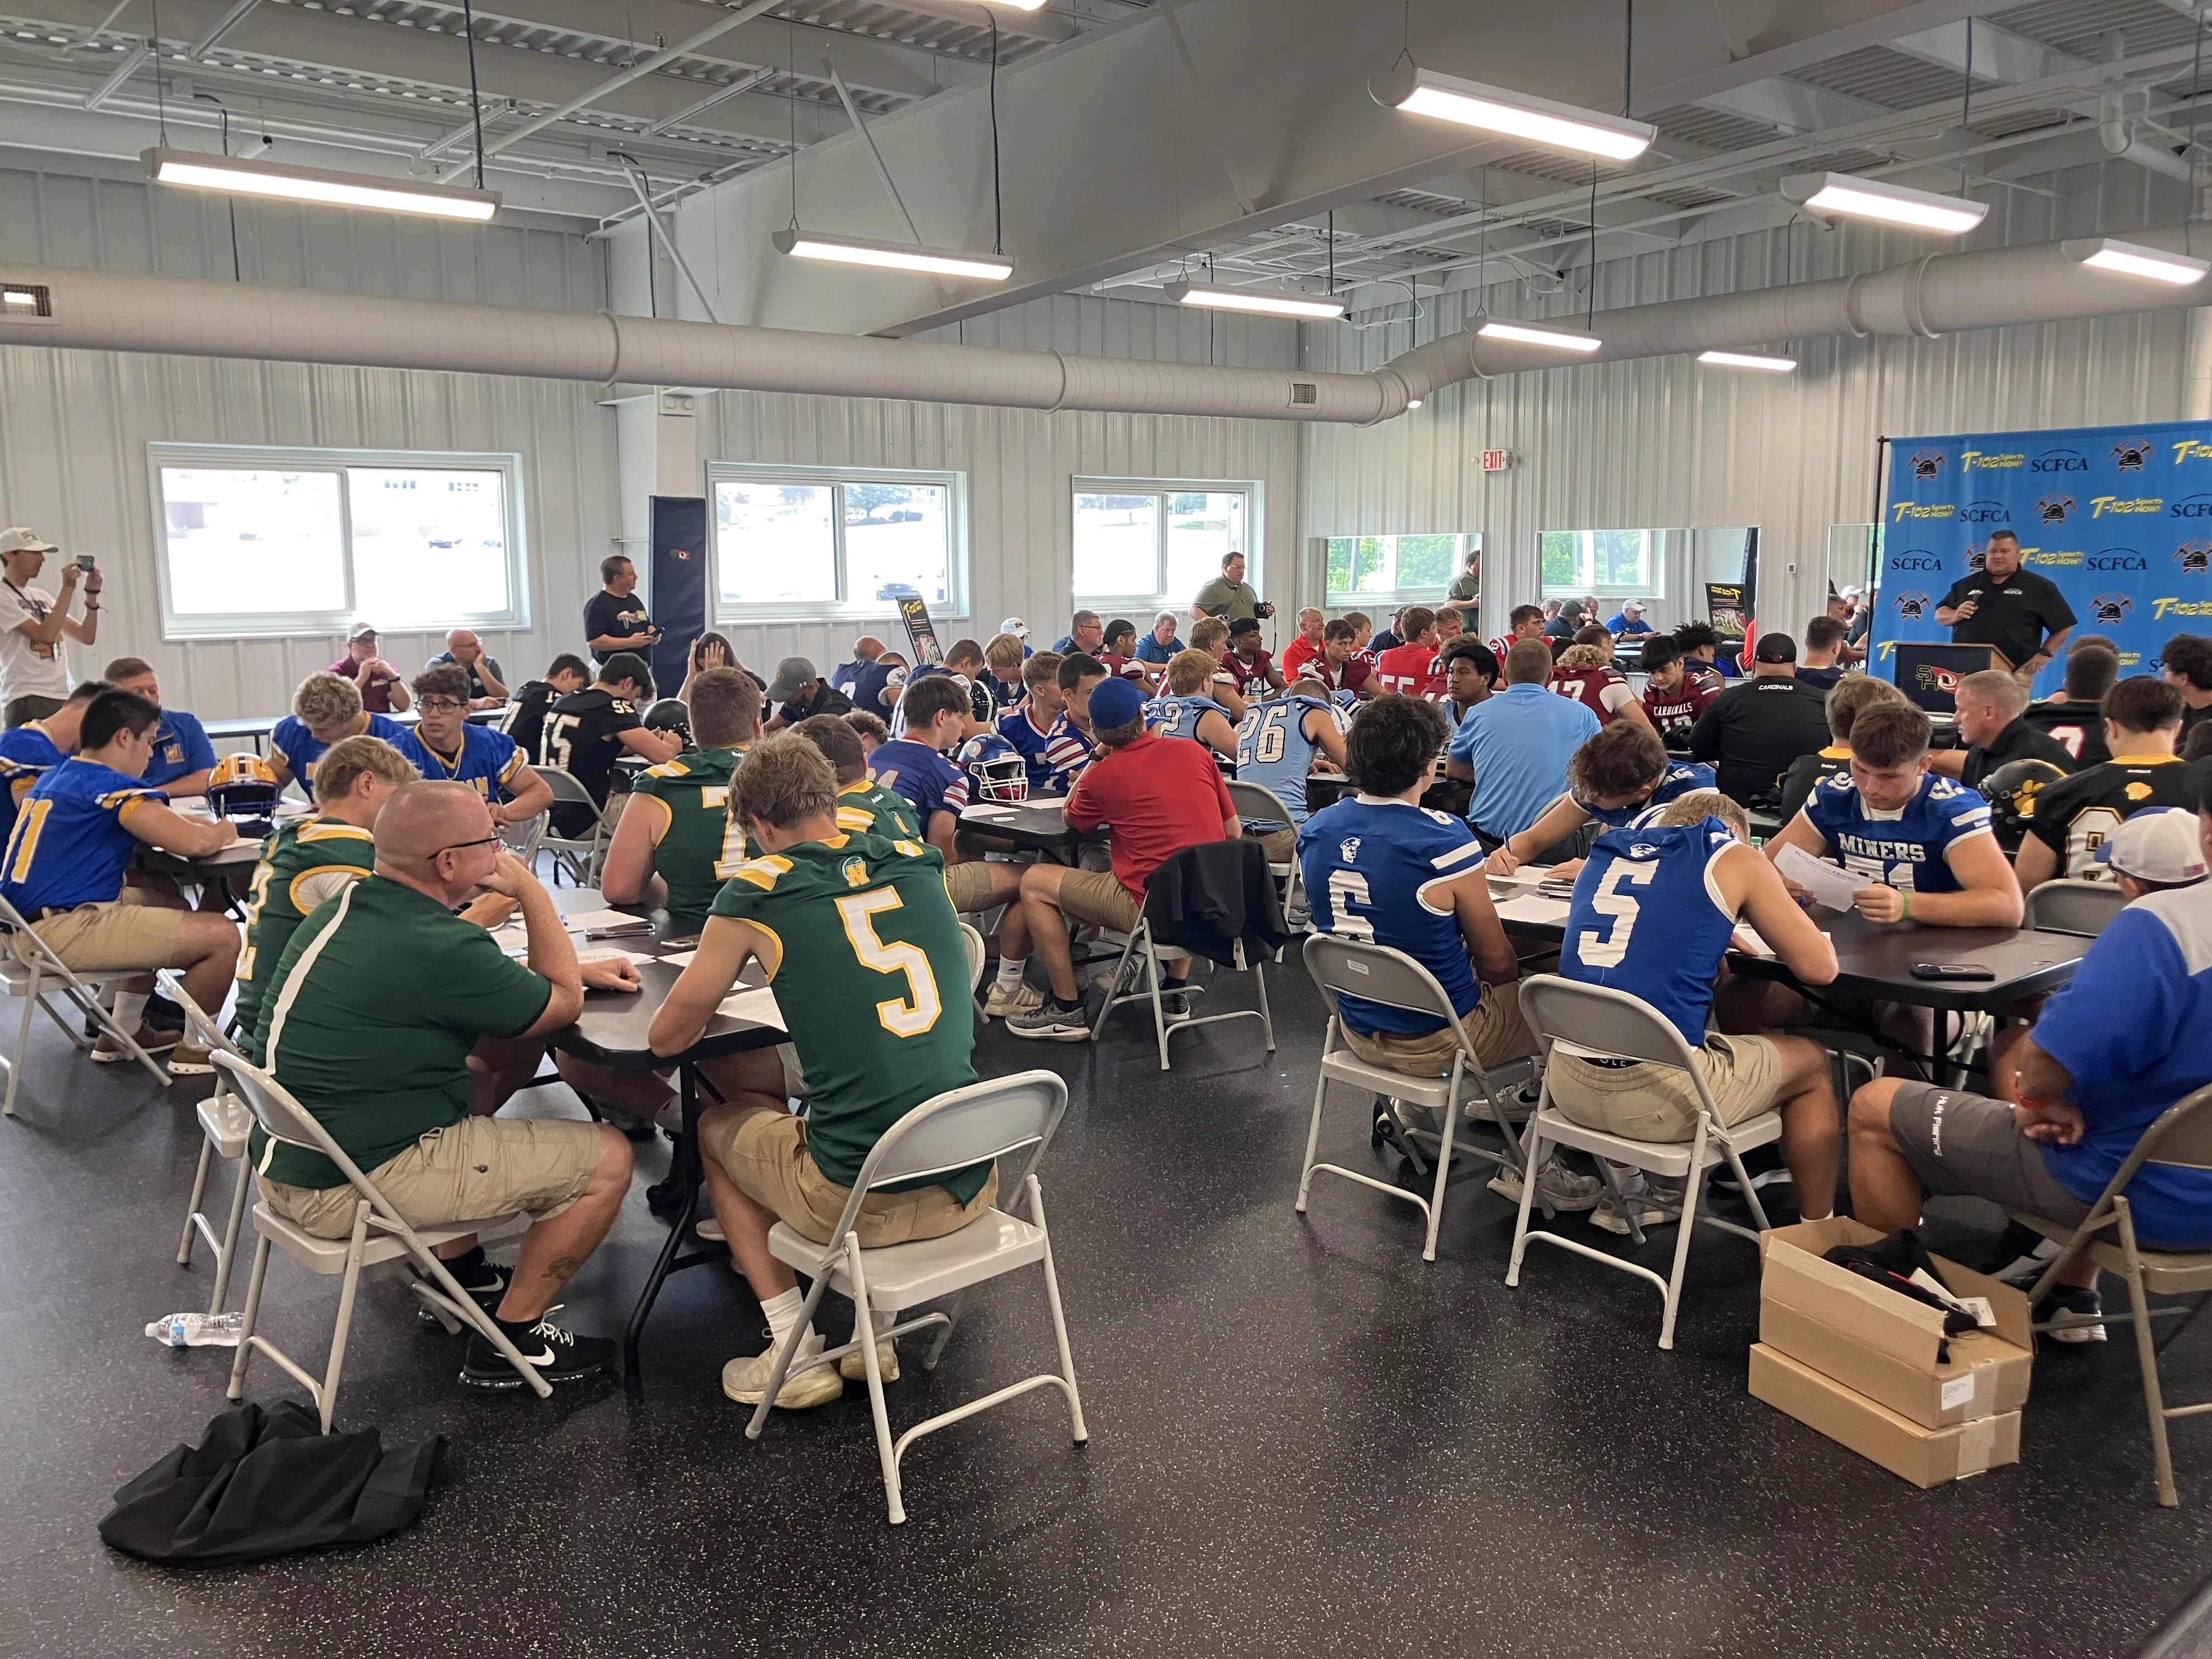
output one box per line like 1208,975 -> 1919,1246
1098,652 -> 1150,686
1280,635 -> 1325,681
1548,665 -> 1637,725
1641,675 -> 1721,742
1065,730 -> 1234,899
1224,648 -> 1276,696
1374,641 -> 1444,699
1308,653 -> 1372,697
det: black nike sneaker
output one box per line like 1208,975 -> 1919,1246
460,1312 -> 617,1389
416,1256 -> 510,1323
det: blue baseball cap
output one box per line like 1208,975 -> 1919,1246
1089,676 -> 1146,729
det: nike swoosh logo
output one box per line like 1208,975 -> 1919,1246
518,1346 -> 555,1364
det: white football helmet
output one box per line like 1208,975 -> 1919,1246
969,748 -> 1030,803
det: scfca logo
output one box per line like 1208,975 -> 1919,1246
2033,494 -> 2074,525
2090,592 -> 2135,625
2172,495 -> 2212,518
1889,554 -> 1943,570
2177,541 -> 2212,575
2087,549 -> 2149,570
1910,449 -> 1945,481
2112,438 -> 2156,472
1961,500 -> 2012,523
2033,448 -> 2090,473
1892,590 -> 1933,620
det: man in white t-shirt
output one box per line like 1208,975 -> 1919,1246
0,528 -> 101,727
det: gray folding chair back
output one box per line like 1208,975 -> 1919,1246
213,1052 -> 550,1424
1296,934 -> 1537,1262
1228,778 -> 1304,916
157,972 -> 254,1313
745,1069 -> 1087,1525
960,921 -> 986,995
2024,878 -> 2128,938
1506,973 -> 1784,1350
0,889 -> 172,1114
536,765 -> 608,884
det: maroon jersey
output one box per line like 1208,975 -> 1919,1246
1375,641 -> 1444,698
1225,648 -> 1276,696
1309,654 -> 1373,697
1549,664 -> 1637,725
1098,652 -> 1150,686
1642,675 -> 1721,742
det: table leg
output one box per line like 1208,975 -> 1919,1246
624,1060 -> 700,1380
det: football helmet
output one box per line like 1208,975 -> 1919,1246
207,752 -> 283,832
966,743 -> 1030,803
1979,757 -> 2068,849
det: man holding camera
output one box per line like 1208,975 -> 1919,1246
0,528 -> 100,727
1189,552 -> 1273,629
583,555 -> 660,668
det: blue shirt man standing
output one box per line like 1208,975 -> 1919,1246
1444,639 -> 1600,845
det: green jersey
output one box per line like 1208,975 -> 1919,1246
249,876 -> 552,1189
234,815 -> 376,1035
711,830 -> 984,1199
631,746 -> 745,923
835,777 -> 921,841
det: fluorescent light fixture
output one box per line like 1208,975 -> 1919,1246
975,0 -> 1047,8
1391,69 -> 1654,162
772,227 -> 1013,281
1404,397 -> 1424,409
1699,349 -> 1797,372
1477,318 -> 1602,353
144,146 -> 498,221
1163,281 -> 1348,320
2,290 -> 36,307
2063,236 -> 2209,286
1781,171 -> 1985,235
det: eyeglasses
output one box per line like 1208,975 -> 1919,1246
436,834 -> 503,857
419,698 -> 466,713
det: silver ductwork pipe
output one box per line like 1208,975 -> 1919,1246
0,225 -> 2205,424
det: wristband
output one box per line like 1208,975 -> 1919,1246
1900,887 -> 1911,920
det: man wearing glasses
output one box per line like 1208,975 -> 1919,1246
247,781 -> 645,1391
396,664 -> 554,827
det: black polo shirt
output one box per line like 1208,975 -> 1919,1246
1688,674 -> 1832,808
1960,716 -> 2078,791
774,681 -> 853,726
1939,567 -> 2076,669
583,589 -> 653,664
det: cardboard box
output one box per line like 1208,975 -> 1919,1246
1750,1345 -> 2021,1488
1758,1217 -> 2033,1429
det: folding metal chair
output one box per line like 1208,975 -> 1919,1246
0,891 -> 172,1116
159,972 -> 254,1314
500,778 -> 550,868
1297,935 -> 1538,1262
1088,842 -> 1278,1071
2016,1085 -> 2212,1508
1506,974 -> 1782,1350
743,1069 -> 1088,1526
537,767 -> 610,887
215,1052 -> 548,1426
2024,878 -> 2128,939
1226,778 -> 1303,923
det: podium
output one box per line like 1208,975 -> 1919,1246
1894,643 -> 2007,714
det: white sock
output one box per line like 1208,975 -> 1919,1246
994,956 -> 1027,990
761,1286 -> 812,1351
111,992 -> 147,1032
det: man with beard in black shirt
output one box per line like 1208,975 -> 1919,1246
1934,530 -> 2075,693
541,652 -> 681,836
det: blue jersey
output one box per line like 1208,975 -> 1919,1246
1297,795 -> 1488,1037
984,673 -> 1027,715
1561,818 -> 1742,1046
871,737 -> 969,823
996,706 -> 1088,795
397,723 -> 529,804
270,712 -> 411,784
0,723 -> 65,844
1578,759 -> 1718,830
889,665 -> 991,736
1145,693 -> 1231,746
830,658 -> 899,721
144,709 -> 216,790
1801,770 -> 1994,894
1235,693 -> 1344,823
0,757 -> 167,913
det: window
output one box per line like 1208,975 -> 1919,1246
152,443 -> 526,640
1323,533 -> 1475,605
708,464 -> 961,619
1073,480 -> 1255,608
1541,528 -> 1658,598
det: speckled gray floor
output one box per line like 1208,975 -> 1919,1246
4,966 -> 2207,1659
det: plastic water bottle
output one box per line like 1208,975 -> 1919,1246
145,1311 -> 246,1348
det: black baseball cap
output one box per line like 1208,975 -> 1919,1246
1754,632 -> 1797,664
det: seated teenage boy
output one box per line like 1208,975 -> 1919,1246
1234,675 -> 1349,862
1637,635 -> 1721,751
1144,648 -> 1240,764
997,650 -> 1090,796
503,653 -> 590,765
1775,675 -> 1908,827
0,678 -> 106,842
600,667 -> 760,927
1186,617 -> 1250,721
395,663 -> 554,827
1007,676 -> 1239,1041
650,735 -> 991,1410
268,671 -> 411,790
1485,720 -> 1716,879
1552,791 -> 1843,1231
2015,675 -> 2196,890
0,690 -> 241,1070
1848,788 -> 2212,1338
541,651 -> 682,837
793,713 -> 918,840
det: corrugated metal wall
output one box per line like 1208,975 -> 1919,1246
1301,217 -> 2197,644
0,163 -> 614,723
695,293 -> 1302,675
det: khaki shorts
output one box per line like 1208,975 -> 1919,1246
1342,978 -> 1537,1076
710,1109 -> 998,1248
1257,825 -> 1297,867
14,890 -> 183,975
1054,866 -> 1144,934
260,1115 -> 603,1239
1546,1033 -> 1784,1142
944,860 -> 997,915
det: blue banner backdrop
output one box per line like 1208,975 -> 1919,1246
1871,419 -> 2212,699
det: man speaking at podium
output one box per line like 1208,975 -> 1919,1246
1933,529 -> 2075,695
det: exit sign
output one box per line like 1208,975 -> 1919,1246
1479,448 -> 1513,472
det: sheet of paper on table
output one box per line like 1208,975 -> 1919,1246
577,948 -> 654,966
657,949 -> 698,968
1731,926 -> 1776,957
557,909 -> 654,933
963,804 -> 1020,820
716,986 -> 786,1031
1493,893 -> 1572,927
1775,845 -> 1867,913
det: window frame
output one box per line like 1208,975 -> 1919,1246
1321,531 -> 1479,610
705,460 -> 967,625
1539,527 -> 1663,601
1071,476 -> 1261,614
149,441 -> 529,642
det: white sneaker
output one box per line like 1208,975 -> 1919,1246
722,1333 -> 844,1408
1488,1153 -> 1602,1212
1590,1172 -> 1680,1236
983,979 -> 1045,1018
838,1337 -> 900,1382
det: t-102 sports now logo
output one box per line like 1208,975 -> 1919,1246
2154,596 -> 2212,619
2173,438 -> 2212,465
2091,495 -> 2164,516
1961,449 -> 2024,470
1892,501 -> 1954,521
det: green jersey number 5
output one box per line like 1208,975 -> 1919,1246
833,888 -> 942,1037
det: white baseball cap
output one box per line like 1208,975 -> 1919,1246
998,617 -> 1030,640
2103,808 -> 2207,886
0,527 -> 58,555
347,620 -> 379,642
